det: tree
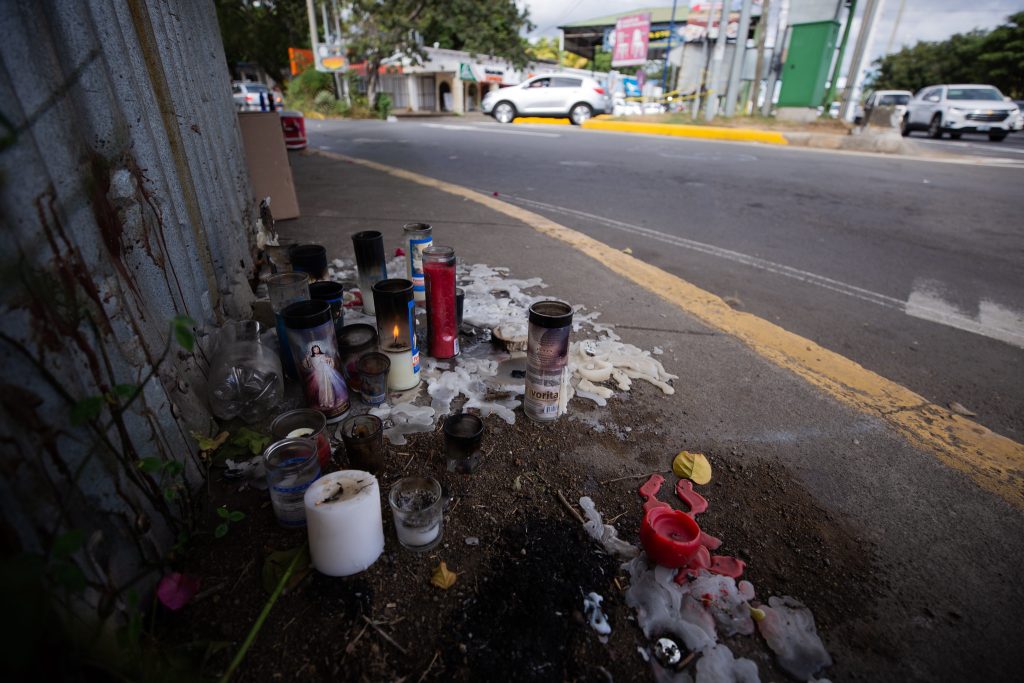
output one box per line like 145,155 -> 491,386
870,12 -> 1024,98
215,0 -> 310,84
345,0 -> 533,103
526,37 -> 589,69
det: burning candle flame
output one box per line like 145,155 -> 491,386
393,323 -> 400,345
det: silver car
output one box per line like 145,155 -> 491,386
482,75 -> 609,125
902,84 -> 1021,141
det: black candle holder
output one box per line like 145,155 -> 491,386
352,231 -> 387,314
371,279 -> 416,352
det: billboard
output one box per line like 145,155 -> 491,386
611,13 -> 652,66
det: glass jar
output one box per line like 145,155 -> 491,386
281,300 -> 351,422
402,222 -> 432,303
267,272 -> 310,379
352,231 -> 387,315
207,320 -> 284,423
422,246 -> 459,359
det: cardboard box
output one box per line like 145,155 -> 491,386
237,112 -> 300,219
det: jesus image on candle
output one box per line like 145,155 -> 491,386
302,344 -> 348,410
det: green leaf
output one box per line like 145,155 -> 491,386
214,523 -> 228,539
70,396 -> 104,426
138,457 -> 164,474
52,529 -> 86,560
216,506 -> 230,520
51,561 -> 87,592
231,427 -> 271,455
192,430 -> 229,452
172,315 -> 196,352
261,545 -> 311,594
164,486 -> 179,502
113,383 -> 137,399
165,461 -> 185,477
228,510 -> 246,523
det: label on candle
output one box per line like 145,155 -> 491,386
524,324 -> 571,421
286,324 -> 351,421
407,235 -> 432,296
407,300 -> 420,374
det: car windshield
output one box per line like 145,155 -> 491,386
879,94 -> 909,105
246,84 -> 268,93
946,88 -> 1001,101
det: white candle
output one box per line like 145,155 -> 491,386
304,470 -> 384,577
287,427 -> 315,438
383,347 -> 420,391
395,517 -> 441,547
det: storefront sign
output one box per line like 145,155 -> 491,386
611,13 -> 652,67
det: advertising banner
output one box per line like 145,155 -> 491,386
611,13 -> 652,66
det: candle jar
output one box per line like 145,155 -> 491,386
640,506 -> 703,568
304,470 -> 385,576
524,300 -> 574,423
352,231 -> 387,315
371,278 -> 420,391
443,413 -> 484,474
337,324 -> 378,393
455,287 -> 465,326
357,352 -> 391,405
402,222 -> 432,303
264,438 -> 321,527
289,243 -> 328,281
281,300 -> 351,422
309,281 -> 345,342
271,409 -> 331,469
422,246 -> 459,359
388,476 -> 444,552
339,414 -> 385,473
267,272 -> 310,379
207,320 -> 284,424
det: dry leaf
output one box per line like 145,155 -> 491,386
431,561 -> 457,590
672,450 -> 712,485
193,430 -> 229,453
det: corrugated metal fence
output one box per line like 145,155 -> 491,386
0,0 -> 255,610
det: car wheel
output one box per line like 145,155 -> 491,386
949,132 -> 962,139
900,115 -> 912,137
928,114 -> 943,139
569,103 -> 593,126
492,101 -> 516,124
988,131 -> 1007,142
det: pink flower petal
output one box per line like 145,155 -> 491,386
157,572 -> 200,611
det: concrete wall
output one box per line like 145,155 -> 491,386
0,0 -> 255,609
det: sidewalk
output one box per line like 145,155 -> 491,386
245,150 -> 1022,681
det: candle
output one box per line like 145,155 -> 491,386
281,300 -> 351,421
304,471 -> 385,576
371,279 -> 420,391
352,231 -> 387,315
403,223 -> 433,303
640,506 -> 702,568
287,427 -> 314,438
422,246 -> 459,359
524,301 -> 574,422
388,476 -> 444,551
267,272 -> 310,379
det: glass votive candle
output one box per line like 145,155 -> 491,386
372,278 -> 420,391
263,438 -> 321,527
455,287 -> 465,326
267,272 -> 310,379
422,246 -> 458,359
388,476 -> 444,552
402,222 -> 432,303
443,413 -> 484,474
357,352 -> 391,405
289,243 -> 328,281
270,409 -> 331,469
337,323 -> 378,393
339,414 -> 385,474
309,281 -> 345,341
352,231 -> 387,315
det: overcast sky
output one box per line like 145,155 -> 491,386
523,0 -> 1019,62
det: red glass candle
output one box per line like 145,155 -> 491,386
640,506 -> 703,568
422,246 -> 459,359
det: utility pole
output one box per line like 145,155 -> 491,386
761,0 -> 789,116
822,0 -> 857,112
840,0 -> 885,121
306,0 -> 319,57
724,0 -> 753,117
704,0 -> 730,121
885,0 -> 906,55
661,0 -> 680,97
748,0 -> 771,114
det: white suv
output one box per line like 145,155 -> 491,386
902,84 -> 1021,142
482,75 -> 610,125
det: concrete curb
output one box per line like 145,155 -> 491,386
580,118 -> 789,145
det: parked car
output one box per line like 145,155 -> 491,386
482,75 -> 609,125
902,84 -> 1021,141
232,81 -> 283,112
855,89 -> 911,126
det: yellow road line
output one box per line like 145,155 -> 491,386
312,149 -> 1024,509
581,119 -> 789,145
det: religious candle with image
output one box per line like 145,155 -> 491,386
372,278 -> 420,391
281,300 -> 351,422
524,300 -> 573,423
402,222 -> 432,303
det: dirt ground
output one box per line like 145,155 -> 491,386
159,362 -> 884,682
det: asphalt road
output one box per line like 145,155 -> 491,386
308,118 -> 1024,440
909,128 -> 1024,160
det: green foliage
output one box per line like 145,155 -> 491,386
172,315 -> 195,351
287,68 -> 334,101
374,92 -> 393,119
527,37 -> 589,69
214,506 -> 246,538
215,0 -> 309,83
871,12 -> 1024,98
